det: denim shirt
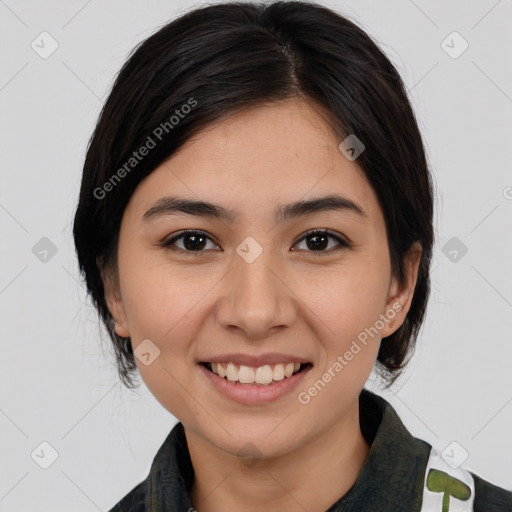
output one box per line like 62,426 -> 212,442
108,389 -> 512,511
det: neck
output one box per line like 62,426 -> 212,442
186,402 -> 370,512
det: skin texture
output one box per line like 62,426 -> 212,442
105,98 -> 422,512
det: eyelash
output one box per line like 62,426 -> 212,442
161,229 -> 351,256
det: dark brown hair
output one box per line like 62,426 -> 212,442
73,0 -> 435,389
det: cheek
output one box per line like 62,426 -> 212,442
118,255 -> 203,341
118,263 -> 206,417
296,262 -> 390,340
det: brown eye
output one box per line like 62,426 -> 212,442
162,230 -> 220,253
292,229 -> 350,253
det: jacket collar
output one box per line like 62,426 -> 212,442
326,389 -> 431,511
144,388 -> 431,511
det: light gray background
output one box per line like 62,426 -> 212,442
1,0 -> 511,510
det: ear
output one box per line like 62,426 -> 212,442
379,241 -> 423,338
101,265 -> 130,338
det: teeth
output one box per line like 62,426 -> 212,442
209,361 -> 306,385
255,365 -> 273,384
273,363 -> 285,381
239,365 -> 255,384
226,362 -> 238,382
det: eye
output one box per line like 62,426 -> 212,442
161,228 -> 350,255
162,230 -> 220,254
292,229 -> 350,253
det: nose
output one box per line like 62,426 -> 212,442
215,249 -> 297,339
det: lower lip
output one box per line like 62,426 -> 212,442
198,363 -> 312,405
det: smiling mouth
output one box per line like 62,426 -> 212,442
201,361 -> 313,386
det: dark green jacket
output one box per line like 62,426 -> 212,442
108,389 -> 512,511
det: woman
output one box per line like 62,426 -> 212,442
72,1 -> 512,510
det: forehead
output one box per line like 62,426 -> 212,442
125,98 -> 383,228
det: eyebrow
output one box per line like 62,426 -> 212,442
142,194 -> 368,223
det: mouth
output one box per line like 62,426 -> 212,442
200,361 -> 313,386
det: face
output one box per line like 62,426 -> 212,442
106,98 -> 421,460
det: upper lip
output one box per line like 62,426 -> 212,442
199,353 -> 312,367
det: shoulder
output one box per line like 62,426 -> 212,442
105,421 -> 194,512
419,446 -> 512,511
471,472 -> 512,512
107,480 -> 146,512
